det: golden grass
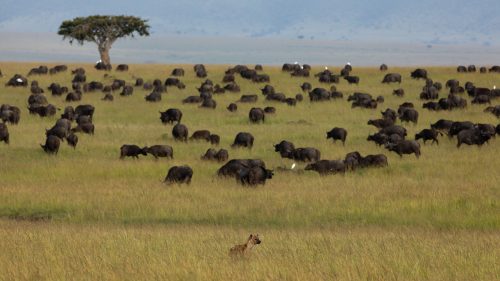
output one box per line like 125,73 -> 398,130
0,62 -> 499,280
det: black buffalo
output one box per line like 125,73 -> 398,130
398,108 -> 419,124
71,123 -> 95,135
0,104 -> 21,124
380,125 -> 407,138
209,134 -> 220,145
160,108 -> 182,124
237,166 -> 274,185
382,73 -> 401,83
145,145 -> 173,159
393,88 -> 405,97
171,68 -> 185,76
367,118 -> 394,129
217,159 -> 265,178
66,133 -> 78,148
200,99 -> 217,109
145,91 -> 162,102
411,68 -> 428,79
227,103 -> 238,112
172,124 -> 189,141
264,107 -> 276,114
190,130 -> 211,141
116,64 -> 129,71
293,147 -> 321,162
0,123 -> 9,144
249,108 -> 265,123
231,132 -> 254,148
385,140 -> 421,158
164,165 -> 193,185
274,140 -> 295,158
41,135 -> 61,154
326,127 -> 347,145
183,96 -> 203,104
239,95 -> 258,103
457,128 -> 492,148
415,129 -> 441,144
431,119 -> 454,133
344,76 -> 360,84
448,121 -> 475,137
305,160 -> 345,175
309,88 -> 330,102
120,145 -> 147,159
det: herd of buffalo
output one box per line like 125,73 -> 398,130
1,62 -> 499,186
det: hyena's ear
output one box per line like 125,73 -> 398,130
248,234 -> 253,240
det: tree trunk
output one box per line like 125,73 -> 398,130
98,44 -> 112,69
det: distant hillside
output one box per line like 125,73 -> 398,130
0,0 -> 499,45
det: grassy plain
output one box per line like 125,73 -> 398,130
0,62 -> 499,280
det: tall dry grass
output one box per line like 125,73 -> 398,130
0,62 -> 499,280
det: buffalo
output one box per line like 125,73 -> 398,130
66,133 -> 78,148
448,121 -> 475,137
237,166 -> 274,185
305,160 -> 345,175
393,88 -> 405,97
200,99 -> 217,109
116,64 -> 129,71
249,108 -> 265,123
457,128 -> 492,148
190,130 -> 211,142
239,95 -> 258,103
261,85 -> 275,95
172,124 -> 189,142
0,105 -> 21,124
274,140 -> 295,159
6,74 -> 28,87
202,148 -> 228,162
415,129 -> 441,144
398,108 -> 419,124
385,140 -> 421,158
380,125 -> 407,138
264,107 -> 276,114
71,123 -> 95,135
164,165 -> 193,185
160,108 -> 182,124
28,104 -> 58,117
209,134 -> 220,145
232,132 -> 254,148
120,145 -> 147,159
411,68 -> 428,79
382,73 -> 401,83
368,118 -> 394,129
0,123 -> 9,144
145,91 -> 162,102
171,68 -> 185,76
217,159 -> 265,178
227,103 -> 238,112
326,127 -> 347,145
41,135 -> 61,154
293,147 -> 321,162
145,145 -> 173,159
309,88 -> 330,102
344,76 -> 360,84
266,93 -> 287,102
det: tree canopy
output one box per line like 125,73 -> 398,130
58,15 -> 150,67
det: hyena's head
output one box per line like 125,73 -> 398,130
248,234 -> 261,245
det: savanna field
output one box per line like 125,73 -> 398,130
0,62 -> 499,281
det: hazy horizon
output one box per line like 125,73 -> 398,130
1,32 -> 499,66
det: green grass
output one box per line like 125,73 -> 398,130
0,62 -> 499,280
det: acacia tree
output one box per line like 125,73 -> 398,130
58,15 -> 150,68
